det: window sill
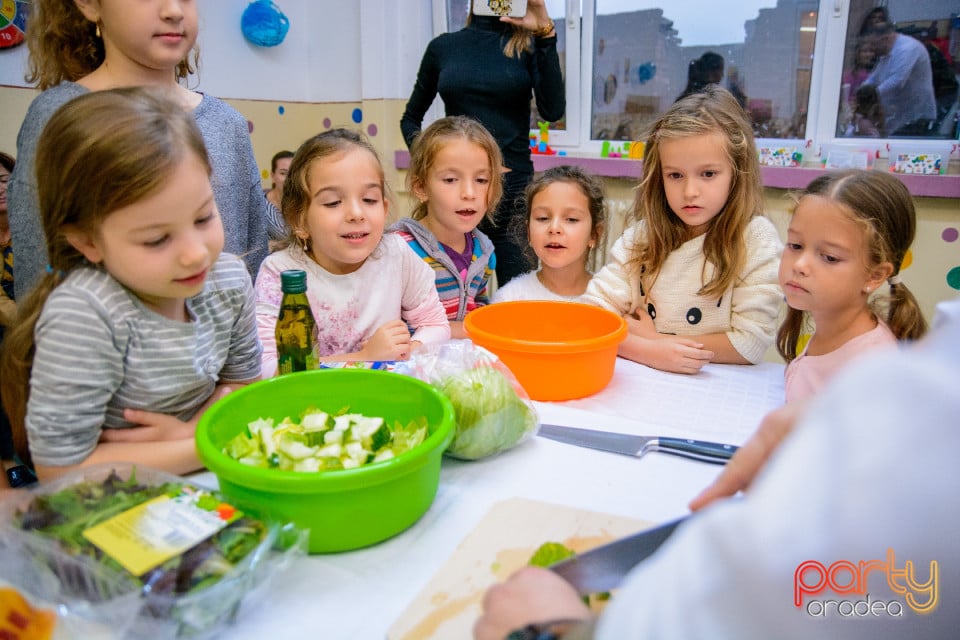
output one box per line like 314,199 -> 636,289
393,151 -> 960,199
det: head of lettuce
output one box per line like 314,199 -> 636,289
438,365 -> 539,460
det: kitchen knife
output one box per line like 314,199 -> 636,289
549,517 -> 685,595
538,423 -> 737,465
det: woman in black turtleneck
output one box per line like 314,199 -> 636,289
400,0 -> 565,287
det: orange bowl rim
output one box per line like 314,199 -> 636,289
464,301 -> 627,354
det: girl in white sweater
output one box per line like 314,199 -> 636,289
582,85 -> 783,374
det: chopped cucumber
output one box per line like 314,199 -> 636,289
222,409 -> 428,473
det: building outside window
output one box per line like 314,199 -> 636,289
437,0 -> 960,149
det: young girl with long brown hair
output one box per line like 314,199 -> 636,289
582,85 -> 783,374
1,88 -> 261,483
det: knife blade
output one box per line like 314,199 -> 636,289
549,517 -> 684,595
538,423 -> 738,465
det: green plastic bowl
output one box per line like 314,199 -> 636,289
196,369 -> 455,553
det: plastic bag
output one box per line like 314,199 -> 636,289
395,340 -> 539,460
0,463 -> 308,640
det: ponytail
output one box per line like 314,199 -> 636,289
885,278 -> 927,341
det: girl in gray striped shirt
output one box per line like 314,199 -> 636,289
1,88 -> 261,485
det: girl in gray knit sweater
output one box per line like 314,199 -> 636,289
7,0 -> 268,300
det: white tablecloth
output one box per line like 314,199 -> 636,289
195,358 -> 785,639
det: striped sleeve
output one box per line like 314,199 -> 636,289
27,285 -> 126,466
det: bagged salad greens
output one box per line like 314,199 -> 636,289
0,463 -> 306,640
395,340 -> 539,460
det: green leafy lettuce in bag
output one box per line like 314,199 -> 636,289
396,340 -> 539,460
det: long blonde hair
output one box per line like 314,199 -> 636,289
777,170 -> 928,361
633,85 -> 762,299
406,116 -> 504,223
0,87 -> 210,465
24,0 -> 199,89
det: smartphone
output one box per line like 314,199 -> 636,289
472,0 -> 528,18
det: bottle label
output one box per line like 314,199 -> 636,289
275,296 -> 318,374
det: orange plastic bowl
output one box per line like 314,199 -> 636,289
464,301 -> 627,401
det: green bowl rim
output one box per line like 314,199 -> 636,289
196,369 -> 455,494
464,301 -> 627,354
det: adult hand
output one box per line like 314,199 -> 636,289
474,567 -> 591,640
500,0 -> 553,34
688,400 -> 807,511
361,320 -> 413,361
101,385 -> 235,443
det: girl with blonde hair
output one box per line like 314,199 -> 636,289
582,85 -> 783,374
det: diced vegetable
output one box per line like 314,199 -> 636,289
222,409 -> 428,472
528,541 -> 576,568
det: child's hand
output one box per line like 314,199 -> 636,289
361,320 -> 413,361
645,336 -> 714,374
626,308 -> 658,338
449,320 -> 467,340
103,410 -> 195,443
102,385 -> 235,443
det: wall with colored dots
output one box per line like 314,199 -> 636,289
0,0 -> 956,325
224,96 -> 417,225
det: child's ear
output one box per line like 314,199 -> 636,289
63,226 -> 103,264
591,223 -> 606,248
865,261 -> 894,293
72,0 -> 100,24
411,179 -> 428,203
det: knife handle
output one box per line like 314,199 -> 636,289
652,437 -> 738,465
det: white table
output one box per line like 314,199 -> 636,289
195,358 -> 785,639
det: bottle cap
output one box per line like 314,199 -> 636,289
280,269 -> 307,293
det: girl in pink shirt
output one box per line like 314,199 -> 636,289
778,170 -> 927,403
254,129 -> 450,377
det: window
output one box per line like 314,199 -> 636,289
437,1 -> 960,150
836,1 -> 959,139
586,1 -> 817,142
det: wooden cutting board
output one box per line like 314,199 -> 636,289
387,497 -> 653,640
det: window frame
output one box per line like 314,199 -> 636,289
433,0 -> 958,157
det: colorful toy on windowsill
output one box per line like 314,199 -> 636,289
756,138 -> 806,168
530,121 -> 557,155
600,140 -> 632,159
758,145 -> 803,167
886,142 -> 953,176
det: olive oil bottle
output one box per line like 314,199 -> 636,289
276,269 -> 318,374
